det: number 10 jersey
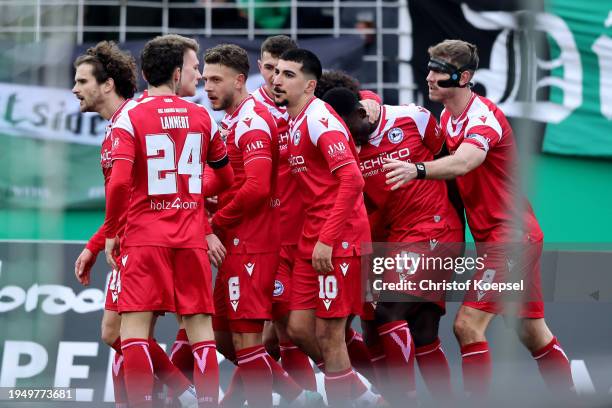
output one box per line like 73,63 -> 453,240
111,95 -> 228,248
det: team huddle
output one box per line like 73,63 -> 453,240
72,35 -> 574,408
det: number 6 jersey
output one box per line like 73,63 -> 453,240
111,94 -> 228,248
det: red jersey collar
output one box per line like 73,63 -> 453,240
292,96 -> 317,124
226,95 -> 254,120
109,98 -> 131,124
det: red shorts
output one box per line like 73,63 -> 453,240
291,256 -> 363,318
213,252 -> 279,326
463,238 -> 544,318
380,227 -> 464,310
271,245 -> 296,319
118,246 -> 214,315
104,265 -> 120,312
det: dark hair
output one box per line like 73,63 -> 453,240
428,39 -> 479,71
74,41 -> 137,99
204,44 -> 250,78
278,48 -> 322,81
141,34 -> 199,87
261,35 -> 298,58
322,87 -> 361,117
315,69 -> 360,99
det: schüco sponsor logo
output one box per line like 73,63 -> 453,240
360,147 -> 410,171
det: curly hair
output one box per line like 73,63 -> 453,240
204,44 -> 250,78
314,69 -> 360,99
141,34 -> 200,87
74,41 -> 137,99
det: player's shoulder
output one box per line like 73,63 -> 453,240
384,103 -> 434,136
465,94 -> 503,137
234,97 -> 273,143
304,98 -> 348,138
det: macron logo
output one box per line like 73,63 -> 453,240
243,117 -> 253,127
230,300 -> 239,311
319,118 -> 329,128
244,263 -> 255,276
479,115 -> 487,123
340,262 -> 350,276
323,299 -> 332,310
122,255 -> 129,267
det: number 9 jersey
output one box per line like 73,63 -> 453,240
110,95 -> 228,249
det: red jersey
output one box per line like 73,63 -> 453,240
252,86 -> 304,245
110,95 -> 227,248
288,97 -> 370,258
216,95 -> 280,253
441,93 -> 543,242
359,104 -> 460,241
86,99 -> 139,254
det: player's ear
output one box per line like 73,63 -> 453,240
460,70 -> 472,87
305,78 -> 317,95
235,73 -> 246,89
173,66 -> 182,83
103,77 -> 115,94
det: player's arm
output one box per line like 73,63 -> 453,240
102,120 -> 136,269
103,158 -> 133,269
203,117 -> 233,197
211,129 -> 273,232
383,142 -> 486,190
75,225 -> 104,286
313,130 -> 365,273
203,163 -> 233,197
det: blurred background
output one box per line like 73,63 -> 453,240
0,0 -> 611,406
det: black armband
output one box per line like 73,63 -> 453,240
208,155 -> 229,169
415,162 -> 426,179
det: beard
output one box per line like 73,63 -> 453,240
210,93 -> 234,111
273,87 -> 289,107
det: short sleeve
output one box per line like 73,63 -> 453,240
422,115 -> 444,155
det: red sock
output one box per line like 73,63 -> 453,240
345,328 -> 377,386
169,329 -> 193,382
265,352 -> 303,401
324,367 -> 353,407
279,342 -> 317,391
461,341 -> 491,397
532,337 -> 574,391
236,345 -> 272,408
192,341 -> 219,407
377,321 -> 416,399
415,337 -> 453,398
367,342 -> 387,388
148,339 -> 191,395
220,366 -> 245,407
111,351 -> 128,408
121,338 -> 154,407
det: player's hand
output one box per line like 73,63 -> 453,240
360,99 -> 380,124
75,247 -> 96,286
312,241 -> 333,273
206,233 -> 226,267
383,158 -> 417,190
105,237 -> 120,271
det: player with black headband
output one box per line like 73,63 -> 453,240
383,39 -> 574,398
